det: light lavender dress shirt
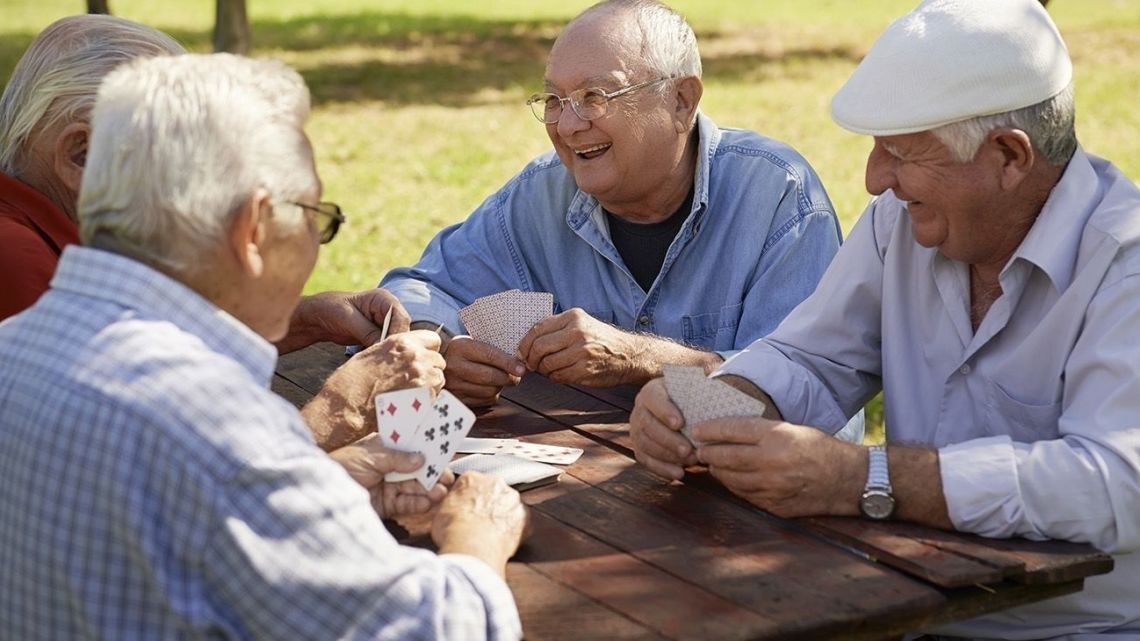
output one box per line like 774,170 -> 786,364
717,148 -> 1140,639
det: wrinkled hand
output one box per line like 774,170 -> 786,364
306,330 -> 445,450
443,336 -> 525,407
279,289 -> 411,354
518,308 -> 642,386
432,472 -> 531,574
694,418 -> 862,518
630,378 -> 698,480
330,435 -> 454,518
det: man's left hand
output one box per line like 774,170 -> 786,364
694,418 -> 863,518
330,436 -> 453,518
518,308 -> 642,386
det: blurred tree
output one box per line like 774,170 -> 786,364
86,0 -> 110,13
213,0 -> 251,54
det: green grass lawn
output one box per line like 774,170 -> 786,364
4,0 -> 1139,439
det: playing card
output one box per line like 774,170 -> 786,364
458,437 -> 521,454
459,290 -> 554,355
501,440 -> 583,465
449,453 -> 562,491
375,388 -> 432,449
663,365 -> 767,445
411,390 -> 477,490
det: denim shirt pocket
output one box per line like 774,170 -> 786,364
682,303 -> 743,350
983,378 -> 1062,443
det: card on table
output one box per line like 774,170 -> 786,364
458,437 -> 583,465
374,388 -> 476,490
458,289 -> 554,355
449,453 -> 563,491
662,365 -> 767,445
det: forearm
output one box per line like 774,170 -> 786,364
276,295 -> 323,354
628,334 -> 724,384
437,522 -> 514,579
887,445 -> 954,529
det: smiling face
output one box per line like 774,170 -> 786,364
865,131 -> 1032,268
543,9 -> 696,219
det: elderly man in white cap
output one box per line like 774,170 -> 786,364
630,0 -> 1140,637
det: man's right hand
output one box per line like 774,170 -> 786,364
432,472 -> 530,578
630,377 -> 699,481
443,336 -> 526,407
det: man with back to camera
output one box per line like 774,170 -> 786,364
0,53 -> 528,640
631,0 -> 1140,637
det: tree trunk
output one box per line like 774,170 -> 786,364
213,0 -> 252,55
86,0 -> 111,14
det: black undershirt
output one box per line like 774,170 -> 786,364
605,185 -> 695,292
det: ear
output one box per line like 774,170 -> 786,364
986,128 -> 1035,191
52,121 -> 89,195
671,76 -> 703,133
228,188 -> 272,278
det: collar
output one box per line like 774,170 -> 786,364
50,246 -> 278,385
0,171 -> 80,253
1005,146 -> 1099,293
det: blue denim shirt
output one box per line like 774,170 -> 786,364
383,113 -> 843,358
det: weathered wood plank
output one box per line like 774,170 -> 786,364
507,563 -> 669,641
804,517 -> 1113,587
274,341 -> 345,395
271,373 -> 314,409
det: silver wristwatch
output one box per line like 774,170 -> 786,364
860,445 -> 895,520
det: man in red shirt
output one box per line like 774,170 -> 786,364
0,15 -> 184,320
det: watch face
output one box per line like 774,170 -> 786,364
861,491 -> 895,520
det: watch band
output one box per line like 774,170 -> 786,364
867,445 -> 892,491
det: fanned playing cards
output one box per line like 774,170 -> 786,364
375,388 -> 476,490
458,289 -> 554,355
662,365 -> 767,445
458,437 -> 583,465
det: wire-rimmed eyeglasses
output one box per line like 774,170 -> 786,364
526,77 -> 670,124
291,201 -> 345,244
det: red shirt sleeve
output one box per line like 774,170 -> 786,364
0,219 -> 62,321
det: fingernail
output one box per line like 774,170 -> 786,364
513,363 -> 526,376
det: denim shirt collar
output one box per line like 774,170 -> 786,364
50,246 -> 278,385
565,111 -> 719,235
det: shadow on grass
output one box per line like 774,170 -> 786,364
2,11 -> 864,108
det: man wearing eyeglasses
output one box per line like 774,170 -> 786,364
0,54 -> 528,640
382,0 -> 855,437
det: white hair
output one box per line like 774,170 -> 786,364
79,54 -> 317,276
0,14 -> 184,175
932,83 -> 1077,166
575,0 -> 702,85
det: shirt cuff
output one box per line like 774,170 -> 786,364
939,436 -> 1037,539
439,553 -> 523,640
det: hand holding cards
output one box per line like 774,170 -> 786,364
662,365 -> 767,445
459,290 -> 554,355
376,388 -> 476,490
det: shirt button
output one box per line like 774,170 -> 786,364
638,315 -> 650,325
960,364 -> 971,375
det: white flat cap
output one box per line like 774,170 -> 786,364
831,0 -> 1072,136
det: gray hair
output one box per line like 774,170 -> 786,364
0,14 -> 185,175
574,0 -> 702,84
79,54 -> 317,276
932,83 -> 1077,167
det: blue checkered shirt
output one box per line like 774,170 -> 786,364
0,246 -> 521,640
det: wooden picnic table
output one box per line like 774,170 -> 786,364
274,342 -> 1113,641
